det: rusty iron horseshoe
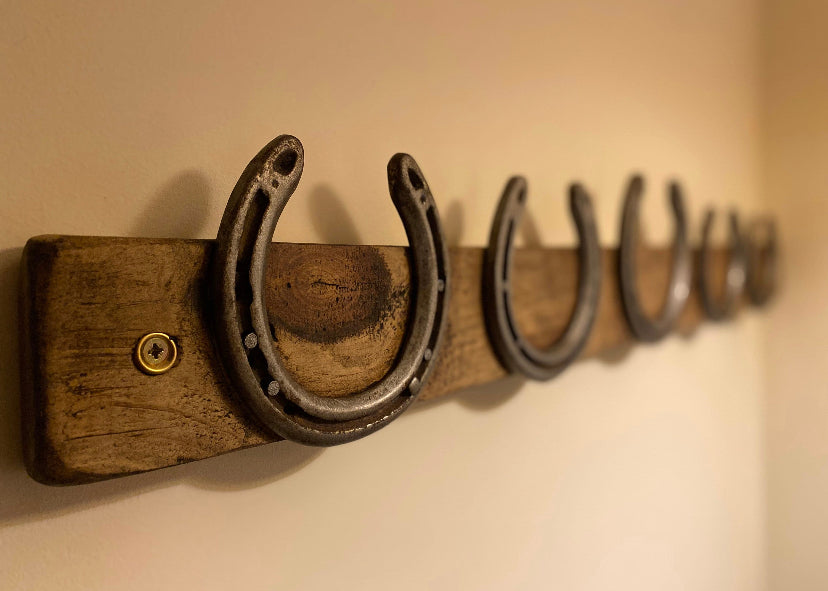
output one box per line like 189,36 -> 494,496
482,177 -> 602,381
699,210 -> 747,321
213,135 -> 450,445
746,217 -> 777,306
618,176 -> 693,342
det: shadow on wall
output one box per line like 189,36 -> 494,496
0,172 -> 325,526
0,174 -> 530,527
307,185 -> 363,245
305,185 -> 467,248
130,170 -> 213,238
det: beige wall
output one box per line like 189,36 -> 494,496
0,1 -> 771,589
763,1 -> 828,589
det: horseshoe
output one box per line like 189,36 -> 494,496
482,177 -> 602,381
212,136 -> 450,445
746,217 -> 777,306
618,176 -> 692,342
699,209 -> 747,321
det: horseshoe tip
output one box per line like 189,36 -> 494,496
668,182 -> 685,213
569,183 -> 591,211
504,176 -> 528,205
630,174 -> 644,190
253,135 -> 305,181
624,174 -> 644,204
266,134 -> 304,155
388,153 -> 428,193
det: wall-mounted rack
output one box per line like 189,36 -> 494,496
18,135 -> 777,486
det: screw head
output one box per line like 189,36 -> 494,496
135,332 -> 178,375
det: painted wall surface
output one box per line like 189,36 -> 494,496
763,1 -> 828,589
0,1 -> 770,590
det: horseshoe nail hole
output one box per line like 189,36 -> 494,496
273,149 -> 298,176
408,168 -> 424,191
423,348 -> 432,361
270,178 -> 280,189
517,189 -> 527,204
420,194 -> 428,206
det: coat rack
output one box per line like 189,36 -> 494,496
18,135 -> 777,486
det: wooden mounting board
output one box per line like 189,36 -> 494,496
19,236 -> 735,485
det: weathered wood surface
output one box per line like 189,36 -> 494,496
20,236 -> 736,485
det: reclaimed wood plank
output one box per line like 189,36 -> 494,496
19,236 -> 732,485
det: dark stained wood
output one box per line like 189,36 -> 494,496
19,236 -> 735,485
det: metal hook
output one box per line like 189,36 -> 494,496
618,176 -> 692,342
482,177 -> 602,381
746,217 -> 777,306
699,209 -> 747,320
212,136 -> 450,445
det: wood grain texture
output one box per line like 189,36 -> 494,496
19,236 -> 737,485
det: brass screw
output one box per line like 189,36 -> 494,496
134,332 -> 178,375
